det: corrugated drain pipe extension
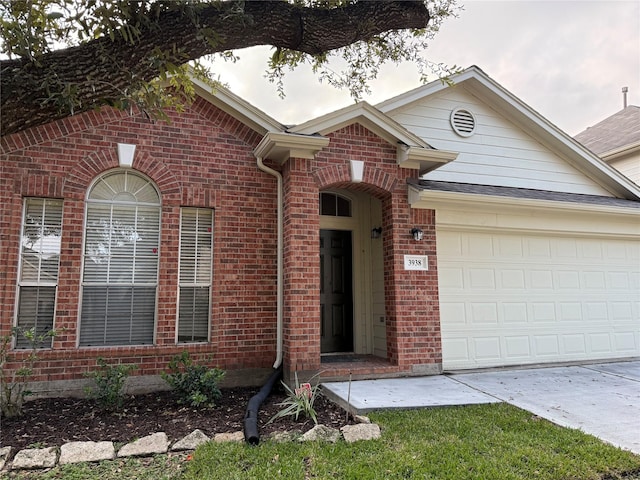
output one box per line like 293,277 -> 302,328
243,365 -> 283,445
243,156 -> 284,445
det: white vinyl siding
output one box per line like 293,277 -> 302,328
16,198 -> 63,348
80,171 -> 160,346
608,154 -> 640,186
388,87 -> 614,196
178,208 -> 213,343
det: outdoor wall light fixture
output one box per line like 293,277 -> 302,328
411,227 -> 424,241
371,227 -> 382,239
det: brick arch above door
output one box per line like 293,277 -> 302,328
312,163 -> 397,195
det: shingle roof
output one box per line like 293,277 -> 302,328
412,179 -> 640,209
574,105 -> 640,155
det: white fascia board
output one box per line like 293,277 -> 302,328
254,131 -> 330,164
191,77 -> 285,135
408,184 -> 640,218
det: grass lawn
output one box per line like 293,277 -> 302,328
6,403 -> 640,479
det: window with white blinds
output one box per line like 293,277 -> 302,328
16,198 -> 63,348
80,170 -> 160,346
178,208 -> 213,343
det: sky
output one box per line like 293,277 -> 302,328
209,0 -> 640,136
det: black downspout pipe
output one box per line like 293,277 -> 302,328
243,365 -> 283,445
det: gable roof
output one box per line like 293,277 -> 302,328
377,66 -> 640,201
574,105 -> 640,157
190,76 -> 457,172
288,101 -> 458,174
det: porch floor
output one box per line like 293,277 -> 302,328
319,354 -> 402,381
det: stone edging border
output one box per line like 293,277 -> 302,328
1,417 -> 380,472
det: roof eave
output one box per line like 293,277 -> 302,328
190,77 -> 285,136
253,131 -> 330,164
398,146 -> 458,175
601,140 -> 640,161
408,184 -> 640,218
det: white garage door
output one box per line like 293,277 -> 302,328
438,229 -> 640,370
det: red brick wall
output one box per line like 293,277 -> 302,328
282,123 -> 441,378
1,108 -> 442,389
0,99 -> 279,384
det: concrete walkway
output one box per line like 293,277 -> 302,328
322,360 -> 640,455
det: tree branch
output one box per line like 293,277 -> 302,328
1,1 -> 430,136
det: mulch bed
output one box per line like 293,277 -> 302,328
0,386 -> 353,451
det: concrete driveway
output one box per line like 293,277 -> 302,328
322,361 -> 640,454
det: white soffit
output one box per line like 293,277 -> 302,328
253,131 -> 330,164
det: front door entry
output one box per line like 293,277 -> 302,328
320,229 -> 354,353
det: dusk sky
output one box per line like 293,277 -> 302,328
210,0 -> 640,136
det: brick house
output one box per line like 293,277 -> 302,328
1,66 -> 639,396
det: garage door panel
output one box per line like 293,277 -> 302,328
500,270 -> 526,289
443,337 -> 470,362
440,229 -> 640,370
474,337 -> 502,360
503,303 -> 528,323
470,303 -> 499,324
563,334 -> 587,355
504,336 -> 530,359
614,332 -> 639,352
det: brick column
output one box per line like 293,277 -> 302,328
282,157 -> 321,382
383,176 -> 442,374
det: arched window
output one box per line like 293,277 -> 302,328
80,170 -> 160,346
320,192 -> 351,217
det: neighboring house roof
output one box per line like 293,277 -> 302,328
574,105 -> 640,157
377,66 -> 640,201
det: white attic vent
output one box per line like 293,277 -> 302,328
450,108 -> 476,137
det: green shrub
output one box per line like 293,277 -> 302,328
268,371 -> 319,425
0,327 -> 58,418
161,351 -> 225,407
84,357 -> 136,412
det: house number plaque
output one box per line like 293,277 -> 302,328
404,255 -> 429,271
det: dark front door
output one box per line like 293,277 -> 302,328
320,229 -> 353,353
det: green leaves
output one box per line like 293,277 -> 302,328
2,1 -> 459,135
161,351 -> 225,408
84,357 -> 136,412
0,327 -> 58,418
264,0 -> 461,102
268,371 -> 320,425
